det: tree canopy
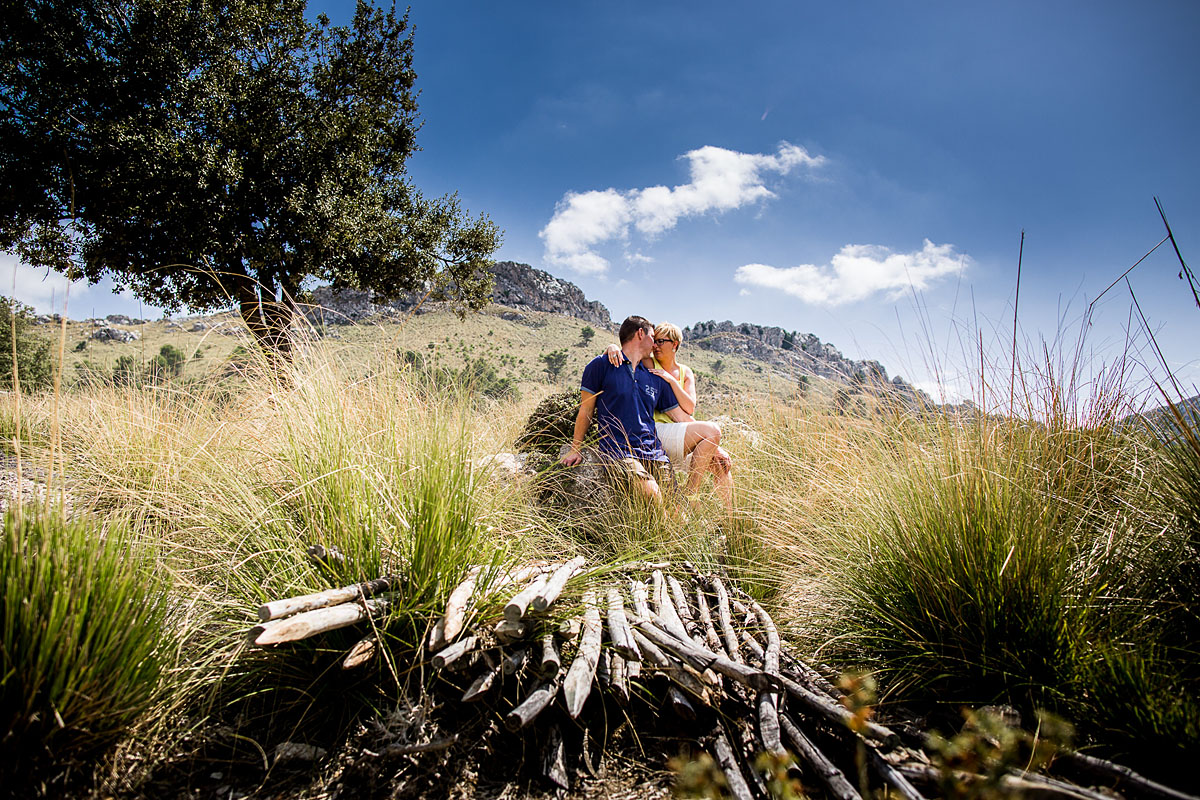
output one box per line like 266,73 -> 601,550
0,0 -> 500,352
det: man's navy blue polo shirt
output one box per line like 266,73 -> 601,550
580,352 -> 679,461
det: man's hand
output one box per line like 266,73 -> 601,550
561,448 -> 583,467
714,445 -> 733,473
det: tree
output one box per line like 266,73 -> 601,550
0,298 -> 54,392
147,344 -> 186,382
0,0 -> 500,357
539,349 -> 569,382
712,358 -> 726,377
578,325 -> 595,347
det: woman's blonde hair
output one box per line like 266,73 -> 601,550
654,322 -> 683,344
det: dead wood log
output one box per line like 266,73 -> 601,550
866,747 -> 925,800
733,599 -> 758,630
898,764 -> 1115,800
506,678 -> 560,732
651,570 -> 688,639
610,651 -> 630,705
252,598 -> 389,646
306,543 -> 345,568
562,590 -> 602,718
746,598 -> 783,754
708,577 -> 744,663
539,634 -> 561,678
605,588 -> 641,660
504,572 -> 550,622
630,629 -> 713,701
776,673 -> 899,749
741,631 -> 765,666
747,599 -> 780,673
379,735 -> 459,758
493,619 -> 527,642
634,619 -> 781,693
757,691 -> 784,755
341,632 -> 379,670
625,651 -> 642,682
427,566 -> 482,650
542,723 -> 569,791
462,653 -> 502,702
629,579 -> 652,620
780,713 -> 862,800
259,576 -> 397,622
531,555 -> 586,612
558,616 -> 582,640
711,725 -> 756,800
694,586 -> 727,655
666,575 -> 700,639
503,648 -> 527,676
782,652 -> 843,700
431,636 -> 480,670
667,685 -> 697,720
1055,751 -> 1199,800
596,648 -> 612,689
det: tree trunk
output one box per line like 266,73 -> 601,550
234,273 -> 294,361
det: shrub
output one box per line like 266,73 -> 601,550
539,348 -> 569,382
147,344 -> 187,381
0,512 -> 170,789
579,325 -> 595,347
112,354 -> 139,386
0,298 -> 54,392
515,389 -> 594,456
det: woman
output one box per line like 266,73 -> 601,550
605,322 -> 733,512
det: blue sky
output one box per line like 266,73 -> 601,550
6,0 -> 1199,404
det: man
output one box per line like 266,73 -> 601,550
561,315 -> 691,505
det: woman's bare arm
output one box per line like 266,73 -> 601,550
650,367 -> 696,415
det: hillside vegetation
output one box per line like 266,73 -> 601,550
1,305 -> 1197,797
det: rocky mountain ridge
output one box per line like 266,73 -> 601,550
303,260 -> 611,328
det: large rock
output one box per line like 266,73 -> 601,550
89,326 -> 140,343
488,261 -> 611,327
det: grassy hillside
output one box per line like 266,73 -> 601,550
45,304 -> 836,404
3,305 -> 1197,797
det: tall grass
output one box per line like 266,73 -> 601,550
0,511 -> 171,791
5,311 -> 1198,790
733,347 -> 1200,779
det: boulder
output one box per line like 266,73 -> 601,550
89,326 -> 140,343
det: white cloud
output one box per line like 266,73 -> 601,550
541,142 -> 824,275
734,239 -> 967,306
739,288 -> 751,296
0,252 -> 83,313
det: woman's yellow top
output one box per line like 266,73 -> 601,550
652,358 -> 693,423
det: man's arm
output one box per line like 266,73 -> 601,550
561,390 -> 599,466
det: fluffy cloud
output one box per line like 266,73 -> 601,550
541,142 -> 823,275
735,239 -> 967,306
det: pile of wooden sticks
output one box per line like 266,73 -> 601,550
249,553 -> 1195,800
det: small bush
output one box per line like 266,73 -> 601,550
539,348 -> 569,382
515,389 -> 594,456
0,298 -> 54,392
147,344 -> 187,381
0,512 -> 171,789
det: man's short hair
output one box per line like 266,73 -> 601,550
619,315 -> 653,345
654,322 -> 682,345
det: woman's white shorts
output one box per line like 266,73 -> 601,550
655,421 -> 690,468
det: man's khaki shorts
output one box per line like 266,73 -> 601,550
604,456 -> 676,492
